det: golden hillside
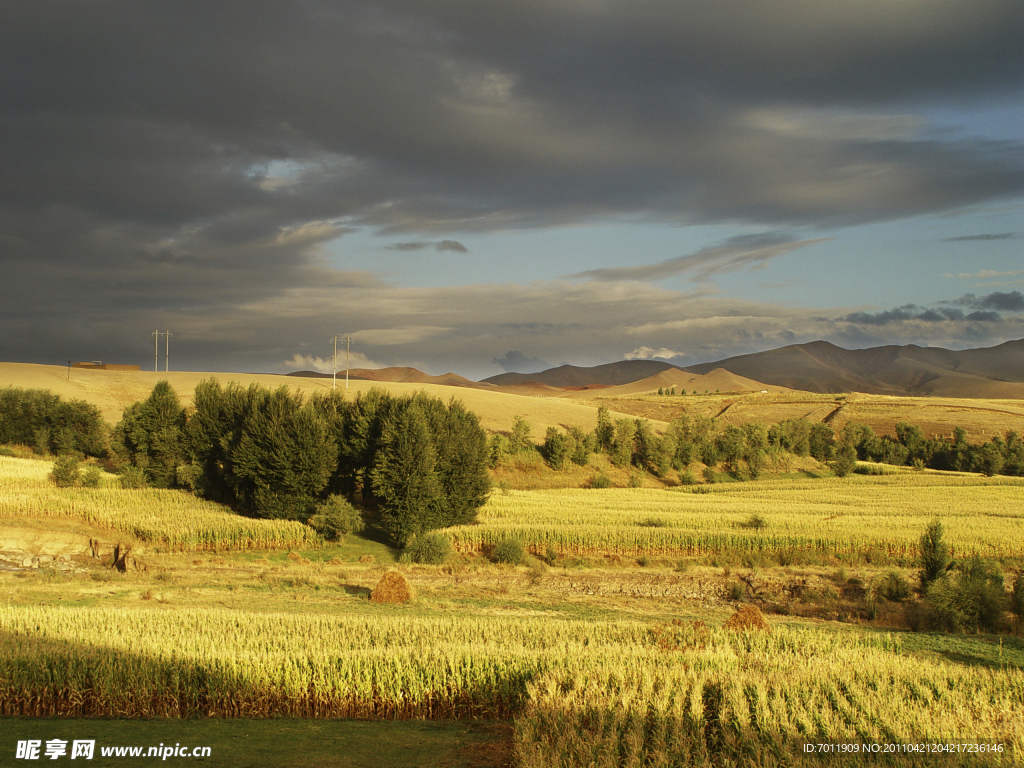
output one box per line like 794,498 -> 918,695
0,363 -> 652,435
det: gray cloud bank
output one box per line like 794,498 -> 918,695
2,2 -> 1024,372
568,234 -> 832,282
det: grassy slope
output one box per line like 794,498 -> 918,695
0,363 -> 655,434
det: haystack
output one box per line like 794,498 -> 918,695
723,605 -> 771,633
370,570 -> 413,604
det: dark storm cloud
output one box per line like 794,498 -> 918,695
842,304 -> 996,326
3,1 -> 1024,367
491,350 -> 551,374
949,291 -> 1024,312
943,233 -> 1015,241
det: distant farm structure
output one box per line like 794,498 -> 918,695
72,362 -> 140,372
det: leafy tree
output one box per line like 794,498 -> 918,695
229,387 -> 336,519
509,415 -> 533,454
567,426 -> 591,466
594,406 -> 614,453
543,426 -> 571,469
610,418 -> 636,468
51,454 -> 81,487
419,395 -> 490,528
973,441 -> 1004,477
113,380 -> 186,488
371,403 -> 440,545
488,433 -> 511,468
808,423 -> 835,462
0,387 -> 106,457
831,443 -> 858,477
918,519 -> 950,591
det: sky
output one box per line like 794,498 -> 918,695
2,1 -> 1023,380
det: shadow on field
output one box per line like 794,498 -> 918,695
342,584 -> 372,598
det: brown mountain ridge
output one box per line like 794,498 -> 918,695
481,339 -> 1024,399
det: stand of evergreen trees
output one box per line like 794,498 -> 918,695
0,386 -> 107,457
526,406 -> 1024,481
111,381 -> 490,545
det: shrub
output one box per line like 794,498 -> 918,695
81,465 -> 103,488
51,454 -> 81,487
306,494 -> 365,541
589,474 -> 612,489
876,571 -> 912,602
1011,572 -> 1024,620
638,517 -> 669,528
492,538 -> 525,566
739,514 -> 768,530
404,532 -> 453,565
702,465 -> 716,484
677,469 -> 696,485
918,519 -> 950,591
118,465 -> 148,489
926,555 -> 1007,633
627,473 -> 643,488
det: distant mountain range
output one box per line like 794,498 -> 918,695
481,339 -> 1024,398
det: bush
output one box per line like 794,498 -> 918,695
639,516 -> 668,528
306,494 -> 365,541
925,555 -> 1007,633
739,514 -> 768,530
702,465 -> 716,484
492,538 -> 525,565
404,532 -> 453,564
876,571 -> 912,602
81,465 -> 103,488
118,465 -> 148,489
677,469 -> 696,485
51,454 -> 81,487
1011,572 -> 1024,620
589,474 -> 612,489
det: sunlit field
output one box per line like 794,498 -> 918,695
0,605 -> 1020,766
0,456 -> 319,552
449,472 -> 1024,563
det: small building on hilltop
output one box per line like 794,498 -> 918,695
72,362 -> 140,371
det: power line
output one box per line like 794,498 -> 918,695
330,334 -> 352,390
152,330 -> 172,372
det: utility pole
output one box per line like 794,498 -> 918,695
152,330 -> 171,372
330,334 -> 352,390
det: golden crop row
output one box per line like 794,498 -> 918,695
445,474 -> 1024,559
518,635 -> 1024,767
0,456 -> 320,552
1,605 -> 1020,765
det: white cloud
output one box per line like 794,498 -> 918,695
625,346 -> 684,360
280,351 -> 384,373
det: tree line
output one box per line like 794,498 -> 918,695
110,381 -> 490,545
0,386 -> 107,458
506,405 -> 1024,481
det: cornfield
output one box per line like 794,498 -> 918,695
447,474 -> 1024,561
0,456 -> 320,552
0,606 -> 1020,766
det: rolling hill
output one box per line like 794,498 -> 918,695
0,363 -> 653,436
484,340 -> 1024,399
683,339 -> 1024,398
